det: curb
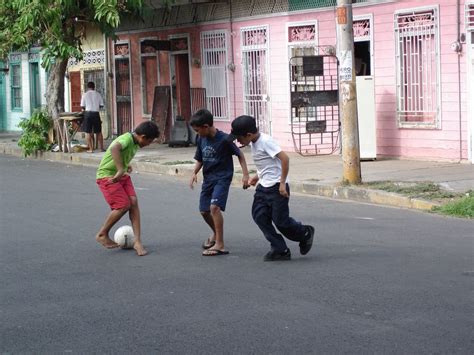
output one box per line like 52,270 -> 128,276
0,143 -> 440,211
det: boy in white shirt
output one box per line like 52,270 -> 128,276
229,115 -> 315,261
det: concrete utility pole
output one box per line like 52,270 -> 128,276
336,0 -> 361,184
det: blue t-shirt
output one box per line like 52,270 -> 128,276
194,130 -> 241,181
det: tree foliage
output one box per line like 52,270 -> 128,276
0,0 -> 144,70
17,109 -> 52,157
0,0 -> 145,119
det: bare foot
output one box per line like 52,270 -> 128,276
96,234 -> 119,249
134,242 -> 148,256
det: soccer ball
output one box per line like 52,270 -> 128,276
114,225 -> 135,249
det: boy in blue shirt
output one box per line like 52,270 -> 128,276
189,109 -> 250,256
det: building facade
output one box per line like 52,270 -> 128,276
0,49 -> 48,132
0,25 -> 109,138
102,0 -> 472,162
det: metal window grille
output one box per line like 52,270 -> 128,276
395,8 -> 440,128
353,19 -> 370,41
200,30 -> 229,120
11,63 -> 22,109
114,43 -> 132,134
467,3 -> 474,31
241,26 -> 270,134
83,69 -> 105,98
288,23 -> 318,95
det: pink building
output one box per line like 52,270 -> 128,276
106,0 -> 474,163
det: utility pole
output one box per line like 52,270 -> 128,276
336,0 -> 361,184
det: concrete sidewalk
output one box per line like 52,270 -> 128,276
1,132 -> 473,211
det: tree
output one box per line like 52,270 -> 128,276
0,0 -> 144,119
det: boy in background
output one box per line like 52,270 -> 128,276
95,121 -> 160,256
229,115 -> 315,261
189,109 -> 250,256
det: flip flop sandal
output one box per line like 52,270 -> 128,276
202,239 -> 216,250
202,249 -> 229,256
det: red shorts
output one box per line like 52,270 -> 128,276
97,175 -> 136,210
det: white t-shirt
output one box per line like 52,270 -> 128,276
250,133 -> 288,187
80,90 -> 104,112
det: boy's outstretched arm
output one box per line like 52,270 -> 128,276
190,161 -> 203,189
109,142 -> 125,184
237,153 -> 250,189
276,151 -> 290,198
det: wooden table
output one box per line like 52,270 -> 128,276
54,112 -> 83,153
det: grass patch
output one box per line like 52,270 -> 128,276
364,181 -> 474,218
363,181 -> 460,200
432,193 -> 474,218
163,160 -> 194,165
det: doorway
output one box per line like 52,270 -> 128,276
354,16 -> 376,160
29,62 -> 41,110
0,62 -> 6,131
169,36 -> 191,123
469,31 -> 474,163
170,53 -> 191,122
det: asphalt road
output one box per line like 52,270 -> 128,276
1,155 -> 473,354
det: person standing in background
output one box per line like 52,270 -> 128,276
81,81 -> 105,153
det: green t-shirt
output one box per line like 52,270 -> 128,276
96,132 -> 139,179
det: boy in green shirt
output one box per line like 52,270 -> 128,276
95,121 -> 160,256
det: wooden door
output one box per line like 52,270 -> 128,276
70,71 -> 81,112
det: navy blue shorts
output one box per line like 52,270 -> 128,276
199,179 -> 232,212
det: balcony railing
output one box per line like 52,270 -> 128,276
289,0 -> 370,11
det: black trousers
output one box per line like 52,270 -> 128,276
251,183 -> 308,252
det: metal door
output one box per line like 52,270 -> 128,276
241,26 -> 270,134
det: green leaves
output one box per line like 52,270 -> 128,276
17,109 -> 53,157
0,0 -> 145,63
93,0 -> 120,28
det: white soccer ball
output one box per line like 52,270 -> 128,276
114,225 -> 135,249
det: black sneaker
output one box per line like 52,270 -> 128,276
263,248 -> 291,261
299,225 -> 315,255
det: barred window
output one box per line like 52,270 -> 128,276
11,63 -> 22,110
200,30 -> 229,120
395,7 -> 440,128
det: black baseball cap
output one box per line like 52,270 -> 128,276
227,115 -> 258,141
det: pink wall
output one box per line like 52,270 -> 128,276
111,0 -> 469,161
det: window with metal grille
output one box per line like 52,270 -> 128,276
83,69 -> 105,99
467,3 -> 474,31
395,7 -> 440,128
288,22 -> 318,120
200,30 -> 229,120
114,43 -> 133,134
140,40 -> 159,116
10,63 -> 22,110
